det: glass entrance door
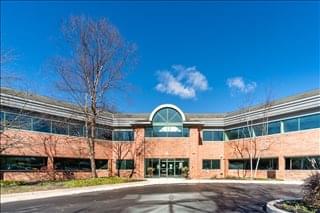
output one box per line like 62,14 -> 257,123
145,158 -> 189,178
167,160 -> 175,176
160,159 -> 167,177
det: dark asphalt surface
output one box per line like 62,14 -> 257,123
1,183 -> 301,213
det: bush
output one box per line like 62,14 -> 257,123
181,166 -> 189,178
303,172 -> 320,209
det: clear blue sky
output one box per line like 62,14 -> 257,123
1,1 -> 319,113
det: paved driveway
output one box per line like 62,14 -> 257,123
1,183 -> 301,213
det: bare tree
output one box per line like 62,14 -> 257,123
228,89 -> 275,179
52,15 -> 137,177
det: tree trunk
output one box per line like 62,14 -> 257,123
89,121 -> 97,178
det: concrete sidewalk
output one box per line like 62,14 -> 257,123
1,178 -> 303,203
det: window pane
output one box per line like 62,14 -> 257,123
283,118 -> 299,132
286,156 -> 320,170
52,121 -> 68,135
202,160 -> 211,169
96,160 -> 108,169
0,156 -> 47,171
229,160 -> 244,169
5,112 -> 32,130
268,121 -> 281,135
203,131 -> 212,141
211,160 -> 220,169
113,131 -> 134,141
300,114 -> 320,130
183,128 -> 189,137
145,127 -> 153,137
69,124 -> 84,137
226,129 -> 239,140
116,159 -> 134,170
96,128 -> 112,140
253,124 -> 267,136
33,118 -> 51,133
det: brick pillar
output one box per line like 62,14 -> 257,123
278,155 -> 285,179
134,127 -> 145,178
189,127 -> 200,179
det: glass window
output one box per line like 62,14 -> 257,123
300,114 -> 320,130
32,118 -> 51,133
145,127 -> 153,137
113,131 -> 134,141
226,129 -> 239,140
0,111 -> 5,131
96,127 -> 112,140
253,124 -> 269,137
268,121 -> 281,135
283,118 -> 299,132
151,107 -> 186,137
116,159 -> 134,170
5,112 -> 32,130
239,127 -> 251,138
203,131 -> 224,141
69,123 -> 84,137
95,160 -> 108,169
285,156 -> 320,170
52,121 -> 68,135
54,158 -> 91,171
202,159 -> 220,169
229,158 -> 278,170
0,155 -> 47,171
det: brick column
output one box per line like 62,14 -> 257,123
188,127 -> 200,179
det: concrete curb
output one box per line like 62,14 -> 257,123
1,179 -> 303,204
266,198 -> 302,213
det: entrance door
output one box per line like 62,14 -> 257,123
160,159 -> 167,177
167,161 -> 175,176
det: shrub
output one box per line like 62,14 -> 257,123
146,167 -> 154,177
181,166 -> 189,178
303,172 -> 320,209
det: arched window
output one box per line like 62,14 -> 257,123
146,106 -> 189,137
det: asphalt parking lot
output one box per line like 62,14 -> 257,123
1,183 -> 301,213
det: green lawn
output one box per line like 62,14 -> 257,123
0,177 -> 142,194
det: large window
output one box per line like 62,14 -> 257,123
283,118 -> 299,132
146,107 -> 189,137
229,158 -> 278,170
116,159 -> 134,170
285,156 -> 320,170
113,131 -> 134,141
0,155 -> 47,171
300,114 -> 320,130
54,158 -> 108,171
202,159 -> 220,169
96,127 -> 112,140
203,131 -> 224,141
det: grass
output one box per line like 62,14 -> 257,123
0,177 -> 142,194
275,200 -> 318,213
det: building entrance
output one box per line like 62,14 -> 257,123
145,158 -> 189,178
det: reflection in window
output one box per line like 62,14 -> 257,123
96,127 -> 112,140
283,118 -> 299,132
267,121 -> 281,135
299,114 -> 320,130
33,118 -> 51,133
52,121 -> 68,135
202,159 -> 220,169
116,159 -> 134,170
147,107 -> 188,137
229,158 -> 278,170
113,131 -> 134,141
285,156 -> 320,170
203,131 -> 224,141
0,155 -> 47,171
5,112 -> 32,130
54,158 -> 108,170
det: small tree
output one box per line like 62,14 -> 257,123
52,16 -> 136,178
229,89 -> 275,179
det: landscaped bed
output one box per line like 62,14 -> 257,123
0,177 -> 143,194
275,200 -> 319,213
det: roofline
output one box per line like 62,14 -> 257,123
1,87 -> 319,127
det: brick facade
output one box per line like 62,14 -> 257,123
1,127 -> 319,181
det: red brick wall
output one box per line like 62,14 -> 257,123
1,127 -> 319,181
